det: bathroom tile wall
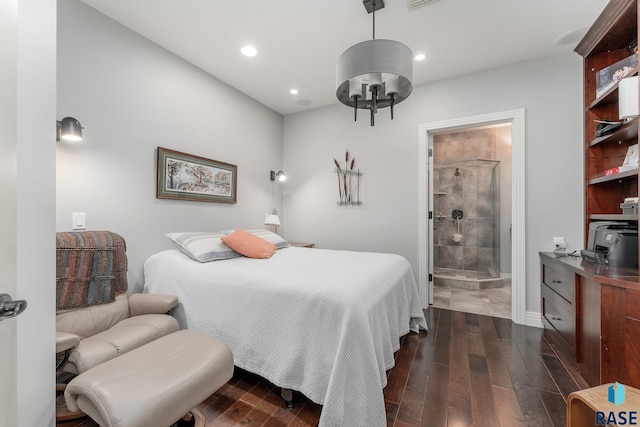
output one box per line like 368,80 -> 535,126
433,128 -> 500,278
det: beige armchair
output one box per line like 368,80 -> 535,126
54,231 -> 234,426
56,292 -> 180,375
55,231 -> 181,422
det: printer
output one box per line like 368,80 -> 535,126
581,221 -> 638,268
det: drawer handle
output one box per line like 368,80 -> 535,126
551,316 -> 562,321
552,280 -> 562,284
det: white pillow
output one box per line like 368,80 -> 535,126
221,229 -> 290,249
165,232 -> 242,262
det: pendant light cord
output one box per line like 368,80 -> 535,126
372,1 -> 376,40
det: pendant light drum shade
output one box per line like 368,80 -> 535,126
336,39 -> 413,109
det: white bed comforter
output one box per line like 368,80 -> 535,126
143,247 -> 427,427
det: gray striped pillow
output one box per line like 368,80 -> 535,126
166,232 -> 242,262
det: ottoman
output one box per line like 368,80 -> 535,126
64,329 -> 233,427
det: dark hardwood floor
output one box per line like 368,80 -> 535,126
57,307 -> 588,427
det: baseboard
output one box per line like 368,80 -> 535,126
525,311 -> 544,329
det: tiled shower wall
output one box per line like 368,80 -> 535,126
433,129 -> 500,278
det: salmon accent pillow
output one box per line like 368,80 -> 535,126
221,229 -> 276,259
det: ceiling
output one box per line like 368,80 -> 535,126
80,0 -> 609,116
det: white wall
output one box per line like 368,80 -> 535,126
1,0 -> 57,425
0,3 -> 19,423
57,0 -> 284,292
57,0 -> 585,318
282,53 -> 584,316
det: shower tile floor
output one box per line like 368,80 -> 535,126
432,278 -> 512,319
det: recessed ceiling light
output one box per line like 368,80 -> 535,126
289,89 -> 299,95
240,45 -> 257,57
407,0 -> 441,11
553,28 -> 588,46
414,53 -> 426,61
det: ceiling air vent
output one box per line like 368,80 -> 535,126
406,0 -> 440,11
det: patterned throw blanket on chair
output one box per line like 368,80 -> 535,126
56,231 -> 128,310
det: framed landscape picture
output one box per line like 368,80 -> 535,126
156,147 -> 237,204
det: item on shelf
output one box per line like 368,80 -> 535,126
621,196 -> 639,214
595,53 -> 638,98
619,76 -> 639,119
594,120 -> 624,137
604,164 -> 637,176
623,143 -> 639,165
620,201 -> 638,214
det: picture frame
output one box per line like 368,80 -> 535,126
156,147 -> 237,204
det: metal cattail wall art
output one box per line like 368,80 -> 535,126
333,150 -> 362,206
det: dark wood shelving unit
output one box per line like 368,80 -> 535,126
540,0 -> 640,397
575,0 -> 638,236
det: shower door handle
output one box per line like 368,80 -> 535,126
0,294 -> 27,320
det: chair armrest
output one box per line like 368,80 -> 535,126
56,331 -> 80,354
127,293 -> 178,317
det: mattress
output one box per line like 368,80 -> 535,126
143,246 -> 427,426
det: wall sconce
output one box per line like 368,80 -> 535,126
264,208 -> 281,234
56,117 -> 83,142
270,170 -> 287,182
619,76 -> 639,120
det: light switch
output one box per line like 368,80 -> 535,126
553,236 -> 566,250
72,212 -> 86,230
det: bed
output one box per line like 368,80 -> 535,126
143,239 -> 427,427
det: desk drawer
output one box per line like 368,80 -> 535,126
543,285 -> 576,352
542,260 -> 575,305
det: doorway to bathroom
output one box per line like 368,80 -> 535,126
431,125 -> 512,319
418,109 -> 526,324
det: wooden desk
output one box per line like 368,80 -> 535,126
540,252 -> 640,387
568,383 -> 640,427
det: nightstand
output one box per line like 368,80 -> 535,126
289,242 -> 315,248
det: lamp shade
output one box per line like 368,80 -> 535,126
270,170 -> 287,182
58,117 -> 83,141
264,214 -> 281,226
336,39 -> 413,109
619,76 -> 639,119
